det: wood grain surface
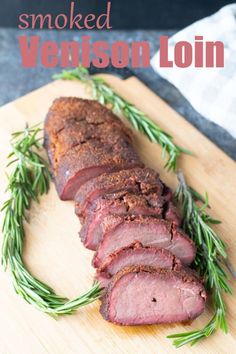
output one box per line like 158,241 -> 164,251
0,76 -> 235,354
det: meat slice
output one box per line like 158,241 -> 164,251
53,140 -> 141,200
44,97 -> 142,200
96,242 -> 182,287
93,216 -> 195,267
75,167 -> 164,218
79,191 -> 165,250
100,265 -> 206,325
79,190 -> 180,250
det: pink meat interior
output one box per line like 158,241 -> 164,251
109,272 -> 205,324
95,221 -> 195,267
97,247 -> 176,288
106,248 -> 174,277
58,166 -> 107,200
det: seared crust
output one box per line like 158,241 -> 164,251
100,265 -> 207,323
44,97 -> 138,170
45,107 -> 133,169
44,97 -> 205,326
81,189 -> 165,221
75,167 -> 164,217
44,97 -> 128,135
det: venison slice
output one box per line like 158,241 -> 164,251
79,191 -> 180,250
93,216 -> 195,267
79,191 -> 163,250
96,242 -> 182,288
75,167 -> 164,217
100,265 -> 206,325
53,139 -> 141,200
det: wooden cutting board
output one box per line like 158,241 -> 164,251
0,75 -> 235,354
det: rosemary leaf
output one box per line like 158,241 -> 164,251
1,125 -> 103,315
53,65 -> 192,171
168,171 -> 232,347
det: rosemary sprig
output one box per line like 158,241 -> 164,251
1,125 -> 103,315
53,66 -> 192,171
167,172 -> 232,347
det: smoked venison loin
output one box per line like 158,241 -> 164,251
77,167 -> 180,250
100,265 -> 207,325
96,242 -> 182,288
44,97 -> 206,327
44,97 -> 141,200
93,216 -> 196,267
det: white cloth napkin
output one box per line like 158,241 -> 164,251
151,4 -> 236,138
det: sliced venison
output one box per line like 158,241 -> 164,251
100,265 -> 206,325
96,242 -> 182,287
79,191 -> 180,250
80,191 -> 163,250
53,140 -> 141,200
75,167 -> 164,217
93,216 -> 195,267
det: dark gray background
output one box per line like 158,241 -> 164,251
0,0 -> 233,29
0,1 -> 235,159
